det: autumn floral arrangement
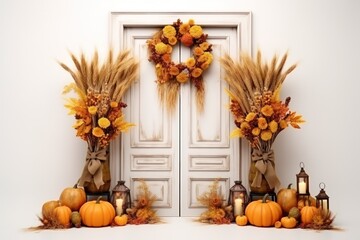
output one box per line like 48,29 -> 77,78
147,19 -> 213,112
220,50 -> 305,193
60,49 -> 138,193
126,181 -> 160,224
198,180 -> 233,224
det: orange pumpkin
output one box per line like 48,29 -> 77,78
245,194 -> 282,227
60,184 -> 86,211
298,195 -> 316,210
114,214 -> 128,226
41,200 -> 60,220
277,183 -> 297,214
301,204 -> 318,224
235,215 -> 248,226
53,205 -> 72,226
79,196 -> 115,227
280,216 -> 297,228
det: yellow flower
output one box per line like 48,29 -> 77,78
188,19 -> 195,26
193,47 -> 204,56
191,68 -> 203,78
92,127 -> 104,137
179,23 -> 190,34
252,127 -> 260,136
280,120 -> 288,129
258,117 -> 268,130
189,25 -> 203,39
261,130 -> 272,141
230,128 -> 243,138
269,120 -> 278,133
163,25 -> 176,38
245,112 -> 256,122
98,117 -> 111,129
186,57 -> 196,68
199,42 -> 210,51
261,105 -> 274,117
240,121 -> 250,130
155,42 -> 168,55
168,36 -> 177,45
88,106 -> 97,115
176,71 -> 189,83
110,101 -> 118,108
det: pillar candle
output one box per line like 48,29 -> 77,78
299,181 -> 306,194
234,198 -> 243,216
116,198 -> 123,216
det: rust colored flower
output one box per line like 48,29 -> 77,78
98,117 -> 111,129
191,67 -> 203,78
169,66 -> 180,76
155,42 -> 168,55
92,127 -> 105,137
261,105 -> 274,117
181,33 -> 193,47
162,25 -> 176,38
186,57 -> 196,68
260,130 -> 272,141
189,25 -> 203,39
161,53 -> 171,63
258,117 -> 268,130
193,47 -> 204,56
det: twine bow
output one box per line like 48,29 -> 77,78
78,148 -> 108,189
251,149 -> 280,189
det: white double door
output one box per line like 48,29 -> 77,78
110,13 -> 251,216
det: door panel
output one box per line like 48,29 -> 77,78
180,27 -> 238,216
110,13 -> 252,217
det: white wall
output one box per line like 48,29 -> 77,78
1,0 -> 359,238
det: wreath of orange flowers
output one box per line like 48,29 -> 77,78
147,19 -> 213,112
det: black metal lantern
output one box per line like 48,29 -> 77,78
228,180 -> 249,217
296,162 -> 310,196
316,182 -> 329,211
111,180 -> 131,216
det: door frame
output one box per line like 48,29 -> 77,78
108,11 -> 252,206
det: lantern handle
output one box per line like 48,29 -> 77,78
319,182 -> 326,190
299,162 -> 305,168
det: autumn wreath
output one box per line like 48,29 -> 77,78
147,19 -> 213,112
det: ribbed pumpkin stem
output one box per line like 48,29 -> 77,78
287,183 -> 292,189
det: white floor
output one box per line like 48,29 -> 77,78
19,217 -> 351,240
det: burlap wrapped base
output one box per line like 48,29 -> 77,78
248,148 -> 280,194
249,160 -> 275,193
84,157 -> 111,193
78,147 -> 111,194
